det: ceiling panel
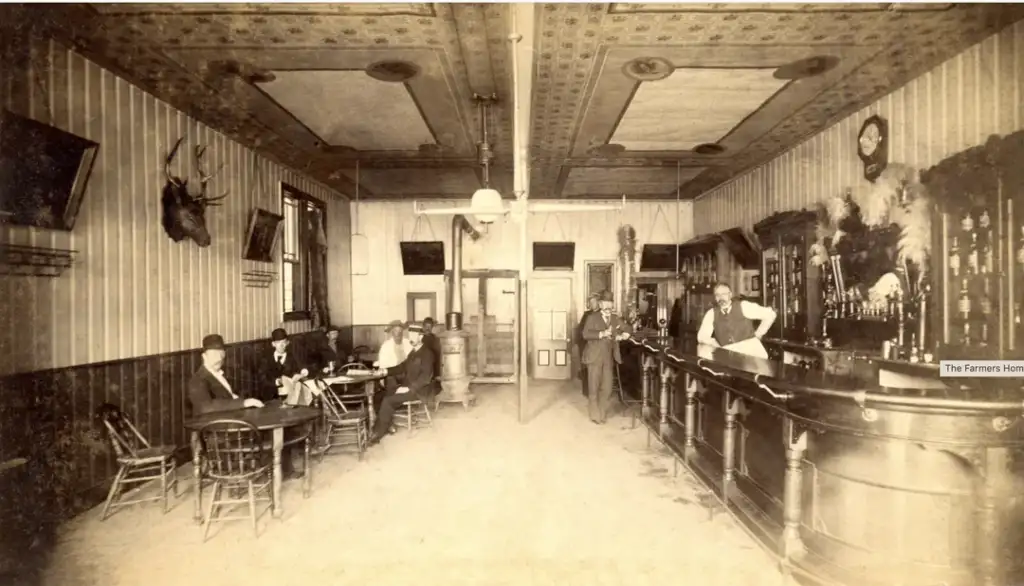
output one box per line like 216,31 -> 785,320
341,168 -> 482,198
258,71 -> 434,151
612,68 -> 788,151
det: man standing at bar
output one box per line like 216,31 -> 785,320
697,282 -> 776,359
582,290 -> 632,424
575,293 -> 600,397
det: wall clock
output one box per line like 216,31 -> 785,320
857,115 -> 889,182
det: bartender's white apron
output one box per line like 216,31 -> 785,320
721,337 -> 769,359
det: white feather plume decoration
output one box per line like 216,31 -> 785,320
867,272 -> 903,304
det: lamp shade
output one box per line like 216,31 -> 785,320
470,188 -> 504,223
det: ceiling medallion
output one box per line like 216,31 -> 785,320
773,55 -> 840,80
622,57 -> 675,82
693,143 -> 726,155
365,60 -> 421,83
589,143 -> 626,157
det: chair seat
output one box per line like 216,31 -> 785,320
118,445 -> 176,464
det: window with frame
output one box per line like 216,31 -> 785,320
281,183 -> 325,321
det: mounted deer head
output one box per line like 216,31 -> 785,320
160,137 -> 228,247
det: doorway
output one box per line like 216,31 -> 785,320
527,277 -> 573,380
407,292 -> 437,325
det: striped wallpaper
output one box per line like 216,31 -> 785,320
0,36 -> 352,376
694,21 -> 1024,245
351,199 -> 694,324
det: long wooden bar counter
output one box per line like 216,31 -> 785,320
621,336 -> 1024,586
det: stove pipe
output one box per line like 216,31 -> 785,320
446,214 -> 481,331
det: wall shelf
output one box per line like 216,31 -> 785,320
241,269 -> 277,288
0,244 -> 77,277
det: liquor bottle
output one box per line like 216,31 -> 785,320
958,278 -> 971,344
949,236 -> 961,277
967,233 -> 979,275
962,212 -> 974,233
979,282 -> 992,345
1017,227 -> 1024,267
979,211 -> 994,274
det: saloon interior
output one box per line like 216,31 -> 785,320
2,3 -> 1024,586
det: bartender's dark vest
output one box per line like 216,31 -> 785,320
712,303 -> 756,346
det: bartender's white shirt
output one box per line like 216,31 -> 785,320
697,300 -> 775,348
377,338 -> 414,369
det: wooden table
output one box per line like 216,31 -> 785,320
184,406 -> 319,524
323,371 -> 386,430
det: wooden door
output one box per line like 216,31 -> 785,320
528,277 -> 572,380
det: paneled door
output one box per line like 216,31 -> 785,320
528,277 -> 572,380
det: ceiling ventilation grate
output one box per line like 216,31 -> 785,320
622,57 -> 675,82
693,143 -> 726,155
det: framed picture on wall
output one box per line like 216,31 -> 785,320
242,207 -> 284,263
751,274 -> 761,292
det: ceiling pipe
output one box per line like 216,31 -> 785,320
447,214 -> 481,330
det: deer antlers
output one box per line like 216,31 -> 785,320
163,137 -> 229,205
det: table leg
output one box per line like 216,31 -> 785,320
366,383 -> 376,432
191,431 -> 202,525
272,427 -> 283,518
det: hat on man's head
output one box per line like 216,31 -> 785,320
598,290 -> 615,303
271,328 -> 288,342
406,323 -> 424,333
202,334 -> 226,351
385,319 -> 406,331
588,292 -> 600,301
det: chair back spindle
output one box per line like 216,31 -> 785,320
198,420 -> 265,480
96,403 -> 150,459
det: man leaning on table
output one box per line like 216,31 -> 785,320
188,333 -> 305,479
696,282 -> 777,359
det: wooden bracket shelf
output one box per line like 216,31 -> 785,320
241,269 -> 277,288
0,244 -> 77,277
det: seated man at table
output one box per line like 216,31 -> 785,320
370,323 -> 435,445
312,325 -> 345,374
376,319 -> 413,369
188,333 -> 304,478
256,328 -> 312,403
420,317 -> 442,380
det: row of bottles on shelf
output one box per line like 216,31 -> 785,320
948,210 -> 995,277
956,277 -> 997,347
680,254 -> 718,289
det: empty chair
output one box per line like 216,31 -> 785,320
322,384 -> 369,459
197,419 -> 272,540
96,403 -> 180,520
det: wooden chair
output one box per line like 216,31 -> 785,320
96,403 -> 179,521
197,419 -> 272,541
322,384 -> 369,459
614,364 -> 641,428
393,397 -> 433,434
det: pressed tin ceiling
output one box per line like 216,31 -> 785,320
10,2 -> 1024,200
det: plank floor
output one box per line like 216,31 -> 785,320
40,380 -> 782,586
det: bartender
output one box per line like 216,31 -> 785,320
696,282 -> 776,359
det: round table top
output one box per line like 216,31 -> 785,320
324,370 -> 387,385
184,406 -> 320,431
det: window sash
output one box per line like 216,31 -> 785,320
280,183 -> 324,320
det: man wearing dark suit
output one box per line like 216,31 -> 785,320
312,325 -> 345,374
581,290 -> 633,424
370,323 -> 436,445
255,328 -> 310,402
575,293 -> 600,398
188,334 -> 264,416
420,317 -> 442,380
188,334 -> 303,478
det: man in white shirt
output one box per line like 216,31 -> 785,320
375,320 -> 414,369
696,283 -> 777,359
